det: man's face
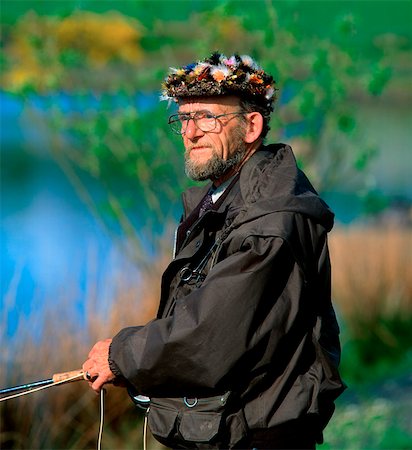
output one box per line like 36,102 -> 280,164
177,96 -> 248,184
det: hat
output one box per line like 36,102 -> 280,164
161,52 -> 277,109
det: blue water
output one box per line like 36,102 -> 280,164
0,93 -> 146,338
1,144 -> 110,337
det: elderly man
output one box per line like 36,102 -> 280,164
83,52 -> 345,449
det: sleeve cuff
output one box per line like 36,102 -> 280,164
108,341 -> 124,377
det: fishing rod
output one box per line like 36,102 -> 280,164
0,369 -> 87,400
0,370 -> 148,450
0,369 -> 107,450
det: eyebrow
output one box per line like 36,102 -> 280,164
177,109 -> 213,117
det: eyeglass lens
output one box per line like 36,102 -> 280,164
171,112 -> 217,134
169,111 -> 242,135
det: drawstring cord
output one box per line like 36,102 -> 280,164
143,406 -> 150,450
97,388 -> 105,450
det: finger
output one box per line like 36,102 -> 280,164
84,371 -> 97,381
82,363 -> 95,381
82,360 -> 93,373
91,376 -> 106,394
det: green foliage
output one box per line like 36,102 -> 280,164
43,94 -> 189,260
321,396 -> 412,450
369,64 -> 393,96
1,0 -> 410,239
360,188 -> 391,216
322,313 -> 412,449
340,315 -> 412,385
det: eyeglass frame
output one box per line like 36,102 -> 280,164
167,110 -> 245,135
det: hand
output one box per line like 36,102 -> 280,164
82,338 -> 116,394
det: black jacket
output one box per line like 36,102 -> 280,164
109,144 -> 345,437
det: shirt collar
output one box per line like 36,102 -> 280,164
211,175 -> 237,203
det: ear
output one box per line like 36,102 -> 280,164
243,112 -> 264,144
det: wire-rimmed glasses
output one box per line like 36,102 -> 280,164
168,111 -> 244,135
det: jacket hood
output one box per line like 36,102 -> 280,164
181,144 -> 334,232
238,144 -> 334,231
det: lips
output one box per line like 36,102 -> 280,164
190,145 -> 211,151
187,146 -> 213,160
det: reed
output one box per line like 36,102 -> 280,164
329,226 -> 412,324
329,225 -> 412,384
0,238 -> 172,449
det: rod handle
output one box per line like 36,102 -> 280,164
52,369 -> 84,383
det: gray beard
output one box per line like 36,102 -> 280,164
185,142 -> 248,182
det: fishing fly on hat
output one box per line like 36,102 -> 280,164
161,52 -> 277,111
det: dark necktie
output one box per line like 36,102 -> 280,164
199,192 -> 214,217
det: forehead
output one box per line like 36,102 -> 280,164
177,95 -> 241,113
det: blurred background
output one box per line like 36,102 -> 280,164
0,1 -> 411,449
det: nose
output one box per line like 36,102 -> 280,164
184,118 -> 204,140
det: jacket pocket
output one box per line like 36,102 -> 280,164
147,401 -> 178,440
147,393 -> 248,448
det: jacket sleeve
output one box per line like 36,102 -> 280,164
109,234 -> 311,397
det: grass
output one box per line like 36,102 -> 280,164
322,396 -> 412,450
1,225 -> 411,449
